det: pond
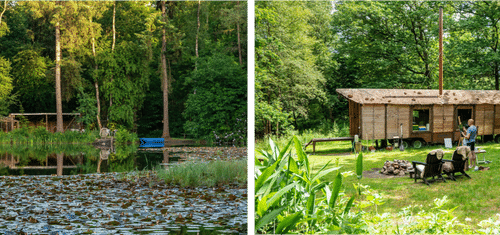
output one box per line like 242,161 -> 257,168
0,144 -> 247,234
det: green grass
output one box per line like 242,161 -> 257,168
156,160 -> 247,187
300,140 -> 500,227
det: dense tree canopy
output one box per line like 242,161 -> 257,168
256,1 -> 500,136
0,1 -> 247,142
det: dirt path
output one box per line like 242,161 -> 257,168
363,168 -> 409,179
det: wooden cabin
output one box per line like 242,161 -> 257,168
7,113 -> 82,133
336,89 -> 500,147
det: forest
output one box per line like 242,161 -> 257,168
0,1 -> 247,143
256,1 -> 500,137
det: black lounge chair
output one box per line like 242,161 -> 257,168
443,146 -> 471,181
412,149 -> 446,186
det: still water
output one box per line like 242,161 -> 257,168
0,144 -> 246,176
0,144 -> 247,234
0,144 -> 170,176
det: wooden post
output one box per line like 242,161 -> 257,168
439,7 -> 443,96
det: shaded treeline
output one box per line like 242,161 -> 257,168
0,1 -> 247,143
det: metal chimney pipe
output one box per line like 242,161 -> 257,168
439,7 -> 443,96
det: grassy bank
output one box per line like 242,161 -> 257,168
0,126 -> 100,144
156,160 -> 247,187
0,143 -> 99,158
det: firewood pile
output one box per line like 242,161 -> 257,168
380,160 -> 413,176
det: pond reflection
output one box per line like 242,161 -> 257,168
0,144 -> 141,176
0,144 -> 247,176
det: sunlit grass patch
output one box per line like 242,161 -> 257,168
155,160 -> 247,187
307,141 -> 500,225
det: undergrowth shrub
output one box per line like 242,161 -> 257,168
114,128 -> 138,145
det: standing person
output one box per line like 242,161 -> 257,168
461,119 -> 477,170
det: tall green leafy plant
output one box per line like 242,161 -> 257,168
255,136 -> 362,234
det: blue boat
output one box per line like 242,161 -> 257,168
139,138 -> 164,148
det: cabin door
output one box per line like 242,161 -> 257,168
457,108 -> 472,129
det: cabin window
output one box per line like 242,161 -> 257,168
413,109 -> 430,131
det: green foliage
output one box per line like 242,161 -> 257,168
255,137 -> 363,234
0,2 -> 246,138
11,48 -> 53,112
364,196 -> 468,234
108,145 -> 138,172
183,53 -> 246,140
0,21 -> 8,39
155,160 -> 247,187
98,40 -> 151,129
212,112 -> 247,147
447,1 -> 500,90
75,88 -> 97,129
114,128 -> 138,145
255,1 -> 327,136
0,56 -> 13,105
356,152 -> 363,179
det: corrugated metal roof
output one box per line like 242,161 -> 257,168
336,89 -> 500,105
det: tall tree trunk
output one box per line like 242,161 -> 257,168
55,1 -> 63,133
91,18 -> 102,130
236,1 -> 242,65
195,0 -> 200,58
161,0 -> 170,139
109,1 -> 116,115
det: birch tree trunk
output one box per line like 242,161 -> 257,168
0,1 -> 7,26
91,17 -> 102,130
112,1 -> 116,52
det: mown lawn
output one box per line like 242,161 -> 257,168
305,140 -> 500,227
